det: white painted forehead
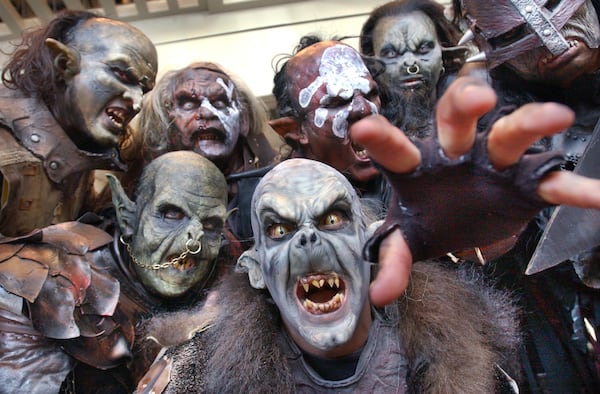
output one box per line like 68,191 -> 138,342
319,45 -> 370,79
298,44 -> 372,108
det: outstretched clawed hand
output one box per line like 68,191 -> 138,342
350,76 -> 600,307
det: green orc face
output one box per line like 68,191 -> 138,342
110,151 -> 227,299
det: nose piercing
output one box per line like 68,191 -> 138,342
186,238 -> 202,255
407,64 -> 420,75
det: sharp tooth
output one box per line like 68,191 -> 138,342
304,299 -> 314,309
312,280 -> 320,288
318,303 -> 325,312
303,283 -> 310,292
319,279 -> 325,287
334,293 -> 342,303
334,278 -> 340,288
328,278 -> 335,287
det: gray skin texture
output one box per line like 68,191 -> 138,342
238,158 -> 373,358
51,17 -> 158,149
372,11 -> 443,104
109,151 -> 227,299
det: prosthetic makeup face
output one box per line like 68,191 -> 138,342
372,11 -> 444,100
110,151 -> 227,299
167,68 -> 247,166
59,18 -> 157,150
239,159 -> 371,356
460,0 -> 600,85
287,41 -> 381,185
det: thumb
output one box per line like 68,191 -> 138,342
369,229 -> 413,306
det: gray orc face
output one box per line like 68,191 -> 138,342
249,159 -> 371,351
372,11 -> 443,99
65,18 -> 157,148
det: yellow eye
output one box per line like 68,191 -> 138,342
320,211 -> 345,230
267,223 -> 295,239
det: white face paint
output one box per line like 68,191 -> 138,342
299,45 -> 378,138
200,77 -> 241,142
313,100 -> 379,138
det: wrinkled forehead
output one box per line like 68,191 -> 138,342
177,67 -> 231,86
174,68 -> 235,100
73,18 -> 158,75
253,159 -> 357,212
149,154 -> 228,202
375,11 -> 438,45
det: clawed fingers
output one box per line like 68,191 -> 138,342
488,103 -> 575,170
436,76 -> 497,159
350,114 -> 421,173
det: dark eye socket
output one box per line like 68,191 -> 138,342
267,223 -> 296,239
319,210 -> 347,230
179,99 -> 200,111
417,41 -> 434,54
160,205 -> 185,221
111,67 -> 136,85
211,98 -> 229,109
202,217 -> 223,231
367,85 -> 379,101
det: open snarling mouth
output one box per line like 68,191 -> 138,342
296,272 -> 346,314
351,141 -> 369,161
166,254 -> 197,271
194,127 -> 226,143
106,106 -> 132,133
540,39 -> 580,66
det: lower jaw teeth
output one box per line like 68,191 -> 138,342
175,259 -> 194,270
303,293 -> 344,314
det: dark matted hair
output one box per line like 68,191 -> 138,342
272,35 -> 325,119
1,10 -> 100,104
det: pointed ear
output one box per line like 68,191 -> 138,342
45,38 -> 81,80
269,117 -> 308,144
106,174 -> 137,238
236,249 -> 266,289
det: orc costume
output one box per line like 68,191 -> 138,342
0,220 -> 232,393
0,85 -> 126,237
453,1 -> 600,390
153,261 -> 520,393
